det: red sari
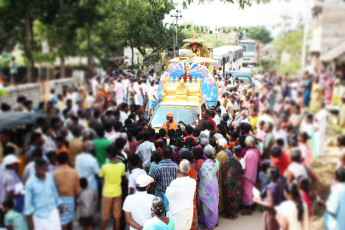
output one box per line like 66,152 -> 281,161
189,167 -> 198,230
194,159 -> 206,225
195,159 -> 206,174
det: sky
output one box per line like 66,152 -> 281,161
164,0 -> 314,37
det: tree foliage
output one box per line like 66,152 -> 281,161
0,0 -> 278,80
272,30 -> 303,74
245,26 -> 273,44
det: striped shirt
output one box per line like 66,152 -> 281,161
151,160 -> 178,192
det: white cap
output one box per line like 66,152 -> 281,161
136,174 -> 154,187
3,154 -> 20,166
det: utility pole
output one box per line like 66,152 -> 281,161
171,10 -> 182,57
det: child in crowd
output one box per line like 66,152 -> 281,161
299,132 -> 313,166
46,150 -> 59,172
79,178 -> 97,230
128,154 -> 146,194
270,147 -> 291,176
2,199 -> 29,230
259,160 -> 271,192
298,176 -> 312,219
254,167 -> 284,230
159,128 -> 166,139
192,128 -> 201,142
185,137 -> 196,151
149,151 -> 162,175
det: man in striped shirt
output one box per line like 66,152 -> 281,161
151,146 -> 178,214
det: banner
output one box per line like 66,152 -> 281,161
158,63 -> 218,107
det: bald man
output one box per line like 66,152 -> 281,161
162,112 -> 179,138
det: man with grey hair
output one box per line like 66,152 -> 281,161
76,140 -> 100,193
239,110 -> 250,124
166,160 -> 196,230
81,128 -> 97,141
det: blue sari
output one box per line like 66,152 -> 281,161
304,79 -> 311,107
198,159 -> 219,228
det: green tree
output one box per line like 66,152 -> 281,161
272,30 -> 303,74
246,26 -> 273,44
118,0 -> 175,64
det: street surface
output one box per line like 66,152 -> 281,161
74,211 -> 264,230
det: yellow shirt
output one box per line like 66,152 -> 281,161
99,161 -> 126,197
251,116 -> 259,134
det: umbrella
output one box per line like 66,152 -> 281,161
190,57 -> 217,63
0,112 -> 46,130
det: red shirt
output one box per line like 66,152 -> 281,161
129,141 -> 141,155
200,118 -> 216,131
271,151 -> 291,176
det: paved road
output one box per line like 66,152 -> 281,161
74,211 -> 264,230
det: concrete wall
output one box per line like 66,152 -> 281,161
0,78 -> 74,106
321,1 -> 345,53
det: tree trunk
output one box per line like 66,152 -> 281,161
87,23 -> 93,68
60,56 -> 65,79
131,43 -> 134,67
60,0 -> 66,78
25,10 -> 34,83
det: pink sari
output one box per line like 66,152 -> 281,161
241,148 -> 261,206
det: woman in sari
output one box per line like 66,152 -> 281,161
198,145 -> 219,229
194,148 -> 206,174
303,73 -> 312,108
143,197 -> 176,230
241,136 -> 261,215
222,145 -> 243,220
181,150 -> 198,230
309,78 -> 324,113
254,167 -> 284,230
216,138 -> 229,213
332,74 -> 343,106
193,147 -> 205,224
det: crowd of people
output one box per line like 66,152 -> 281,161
0,68 -> 344,230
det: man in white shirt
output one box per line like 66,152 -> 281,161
148,69 -> 156,82
166,160 -> 196,230
226,94 -> 239,114
128,154 -> 147,194
238,110 -> 251,124
119,103 -> 129,125
314,102 -> 328,157
214,108 -> 222,125
135,132 -> 156,173
273,121 -> 288,147
90,75 -> 100,96
148,81 -> 159,117
123,174 -> 155,230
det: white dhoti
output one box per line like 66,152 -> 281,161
33,209 -> 61,230
168,208 -> 193,230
